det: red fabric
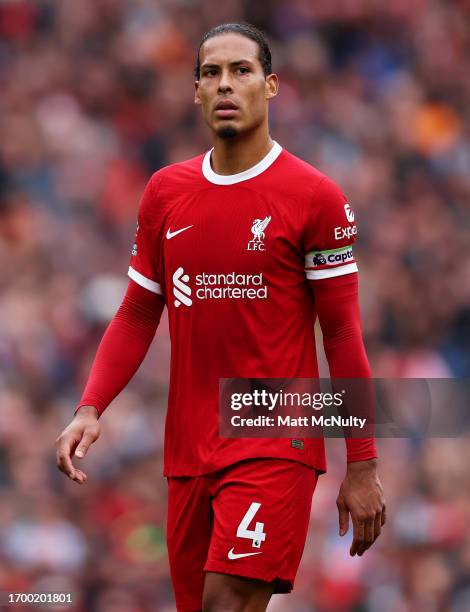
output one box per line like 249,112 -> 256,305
167,458 -> 318,610
312,273 -> 377,463
128,150 -> 356,476
76,147 -> 376,473
76,275 -> 376,461
75,280 -> 164,416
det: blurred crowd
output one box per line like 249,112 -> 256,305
1,0 -> 470,610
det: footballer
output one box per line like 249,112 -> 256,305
56,23 -> 386,612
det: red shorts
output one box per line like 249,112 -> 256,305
166,458 -> 318,611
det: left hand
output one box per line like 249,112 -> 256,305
336,458 -> 386,556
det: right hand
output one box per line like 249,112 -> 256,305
55,406 -> 101,484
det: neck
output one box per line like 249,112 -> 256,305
210,125 -> 273,175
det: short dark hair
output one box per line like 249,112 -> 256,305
194,22 -> 272,80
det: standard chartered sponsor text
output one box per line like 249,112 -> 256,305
195,272 -> 267,300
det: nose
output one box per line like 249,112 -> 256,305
218,69 -> 233,94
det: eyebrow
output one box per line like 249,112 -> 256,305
200,59 -> 255,70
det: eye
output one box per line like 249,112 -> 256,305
237,67 -> 249,74
203,69 -> 217,77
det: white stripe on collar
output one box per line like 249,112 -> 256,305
202,140 -> 282,185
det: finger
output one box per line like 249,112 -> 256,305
56,446 -> 75,479
72,469 -> 88,484
56,438 -> 83,481
358,518 -> 375,555
350,519 -> 364,556
374,512 -> 382,540
75,432 -> 95,458
381,505 -> 387,526
337,500 -> 350,536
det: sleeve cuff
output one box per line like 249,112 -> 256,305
346,437 -> 377,463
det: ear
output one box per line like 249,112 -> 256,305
194,80 -> 201,105
265,73 -> 279,100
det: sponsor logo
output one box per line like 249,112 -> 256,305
172,267 -> 192,307
307,246 -> 354,268
228,548 -> 263,560
313,253 -> 326,266
172,268 -> 268,307
344,203 -> 355,223
166,225 -> 193,239
334,225 -> 357,240
247,216 -> 271,251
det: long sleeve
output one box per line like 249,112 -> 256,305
75,279 -> 165,417
311,273 -> 377,463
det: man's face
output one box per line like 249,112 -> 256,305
195,33 -> 278,139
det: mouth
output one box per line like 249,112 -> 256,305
214,99 -> 239,119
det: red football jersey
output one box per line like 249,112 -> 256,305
129,142 -> 360,476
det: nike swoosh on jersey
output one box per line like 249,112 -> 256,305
227,547 -> 263,560
166,225 -> 193,239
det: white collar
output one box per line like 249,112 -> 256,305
202,140 -> 282,185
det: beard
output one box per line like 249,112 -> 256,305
216,125 -> 239,139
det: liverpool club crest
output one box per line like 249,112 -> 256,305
247,216 -> 271,251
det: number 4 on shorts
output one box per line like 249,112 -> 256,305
237,502 -> 266,549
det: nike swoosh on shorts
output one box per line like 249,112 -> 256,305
227,547 -> 263,560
